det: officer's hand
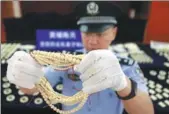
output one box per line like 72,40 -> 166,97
19,87 -> 39,95
75,50 -> 127,94
6,51 -> 44,90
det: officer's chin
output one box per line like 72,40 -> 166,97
87,48 -> 97,52
86,49 -> 97,54
87,47 -> 104,51
87,48 -> 109,53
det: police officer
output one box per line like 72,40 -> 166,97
6,1 -> 154,114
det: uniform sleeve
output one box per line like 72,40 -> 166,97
43,66 -> 67,87
122,62 -> 148,93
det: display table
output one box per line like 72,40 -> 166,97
1,42 -> 169,114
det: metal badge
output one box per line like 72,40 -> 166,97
163,88 -> 169,93
164,62 -> 169,68
159,70 -> 166,76
56,84 -> 63,91
34,97 -> 43,105
149,89 -> 155,95
87,2 -> 99,15
157,75 -> 165,80
18,90 -> 25,95
156,83 -> 163,89
149,70 -> 157,76
2,77 -> 8,82
163,93 -> 169,98
3,88 -> 12,95
148,80 -> 155,85
158,101 -> 166,108
155,88 -> 162,93
6,95 -> 15,102
164,100 -> 169,106
166,79 -> 169,84
20,96 -> 29,103
156,94 -> 163,100
149,84 -> 155,89
3,83 -> 11,88
150,95 -> 157,101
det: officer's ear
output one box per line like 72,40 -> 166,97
113,27 -> 118,35
109,27 -> 118,42
111,27 -> 118,39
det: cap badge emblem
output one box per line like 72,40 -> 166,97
87,2 -> 99,15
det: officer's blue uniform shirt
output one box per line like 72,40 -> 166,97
43,49 -> 148,114
43,2 -> 148,113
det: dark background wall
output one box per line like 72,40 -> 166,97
3,1 -> 169,44
20,1 -> 149,19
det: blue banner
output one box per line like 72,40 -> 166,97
36,29 -> 83,51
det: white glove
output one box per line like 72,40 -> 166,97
75,49 -> 127,94
6,51 -> 44,89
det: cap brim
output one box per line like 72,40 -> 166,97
79,24 -> 115,33
77,16 -> 117,25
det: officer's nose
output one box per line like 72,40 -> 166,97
88,34 -> 98,45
